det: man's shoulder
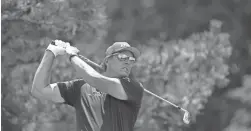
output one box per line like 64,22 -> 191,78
120,77 -> 144,93
127,77 -> 143,87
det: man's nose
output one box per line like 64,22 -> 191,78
124,60 -> 131,65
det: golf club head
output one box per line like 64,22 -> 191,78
183,111 -> 190,124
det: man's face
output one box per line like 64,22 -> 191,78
107,50 -> 136,77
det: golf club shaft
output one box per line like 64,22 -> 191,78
144,89 -> 187,112
78,55 -> 104,71
77,54 -> 187,112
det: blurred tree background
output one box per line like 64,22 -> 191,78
1,0 -> 251,131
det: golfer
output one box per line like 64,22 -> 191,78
32,40 -> 144,131
31,40 -> 105,131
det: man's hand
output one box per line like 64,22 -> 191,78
46,40 -> 70,57
53,40 -> 70,49
66,46 -> 80,56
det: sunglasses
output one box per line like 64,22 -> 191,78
109,53 -> 136,63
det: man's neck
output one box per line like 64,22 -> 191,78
102,71 -> 118,78
102,70 -> 128,79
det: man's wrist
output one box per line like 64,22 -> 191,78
45,49 -> 56,58
69,54 -> 78,62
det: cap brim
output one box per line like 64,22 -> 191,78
117,47 -> 140,59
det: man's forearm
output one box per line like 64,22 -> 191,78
70,56 -> 101,82
70,56 -> 114,91
31,51 -> 55,92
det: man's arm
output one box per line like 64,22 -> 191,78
31,50 -> 65,103
70,56 -> 128,100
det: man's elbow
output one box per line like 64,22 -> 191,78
29,87 -> 34,95
30,82 -> 35,93
31,79 -> 47,92
30,83 -> 44,99
30,84 -> 38,97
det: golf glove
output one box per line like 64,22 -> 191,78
65,46 -> 80,56
46,40 -> 70,57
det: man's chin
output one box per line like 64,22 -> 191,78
119,72 -> 129,77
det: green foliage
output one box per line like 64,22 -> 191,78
2,0 -> 251,131
133,20 -> 232,130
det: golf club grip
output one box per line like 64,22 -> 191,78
78,55 -> 104,72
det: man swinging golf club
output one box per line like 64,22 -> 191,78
31,40 -> 144,131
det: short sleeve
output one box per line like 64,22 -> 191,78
57,79 -> 86,106
120,77 -> 144,104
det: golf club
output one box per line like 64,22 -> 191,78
51,41 -> 190,124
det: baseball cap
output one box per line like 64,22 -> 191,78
105,42 -> 140,59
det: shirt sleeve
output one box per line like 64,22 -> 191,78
120,77 -> 144,104
56,79 -> 86,107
